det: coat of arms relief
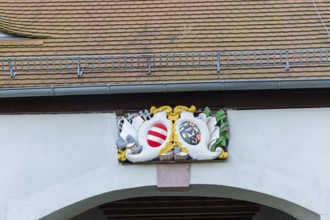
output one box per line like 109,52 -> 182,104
116,105 -> 229,163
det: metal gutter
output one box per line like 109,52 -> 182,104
1,78 -> 330,98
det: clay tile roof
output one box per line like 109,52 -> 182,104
0,0 -> 330,88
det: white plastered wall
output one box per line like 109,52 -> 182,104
0,109 -> 330,220
0,30 -> 26,40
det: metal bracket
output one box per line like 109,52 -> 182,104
284,60 -> 290,71
216,52 -> 221,73
284,50 -> 290,71
77,57 -> 84,78
8,59 -> 16,79
147,54 -> 151,75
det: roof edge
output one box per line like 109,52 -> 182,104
1,78 -> 330,98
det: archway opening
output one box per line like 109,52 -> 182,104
70,196 -> 296,220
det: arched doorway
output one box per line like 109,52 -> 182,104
70,196 -> 296,220
37,185 -> 318,220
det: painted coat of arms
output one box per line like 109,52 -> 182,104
116,105 -> 229,163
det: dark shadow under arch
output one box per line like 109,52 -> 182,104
79,196 -> 286,220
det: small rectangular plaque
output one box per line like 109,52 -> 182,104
156,163 -> 190,191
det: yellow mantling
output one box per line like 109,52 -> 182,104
219,151 -> 228,159
151,105 -> 196,155
117,149 -> 127,161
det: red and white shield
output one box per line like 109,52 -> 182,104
147,123 -> 168,148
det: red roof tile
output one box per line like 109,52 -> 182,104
0,0 -> 330,88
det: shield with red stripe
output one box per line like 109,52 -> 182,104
147,123 -> 168,148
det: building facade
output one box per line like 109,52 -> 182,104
1,1 -> 330,219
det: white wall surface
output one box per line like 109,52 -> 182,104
321,215 -> 330,220
0,30 -> 26,40
0,109 -> 330,220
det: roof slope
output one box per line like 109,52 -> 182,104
0,0 -> 330,88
